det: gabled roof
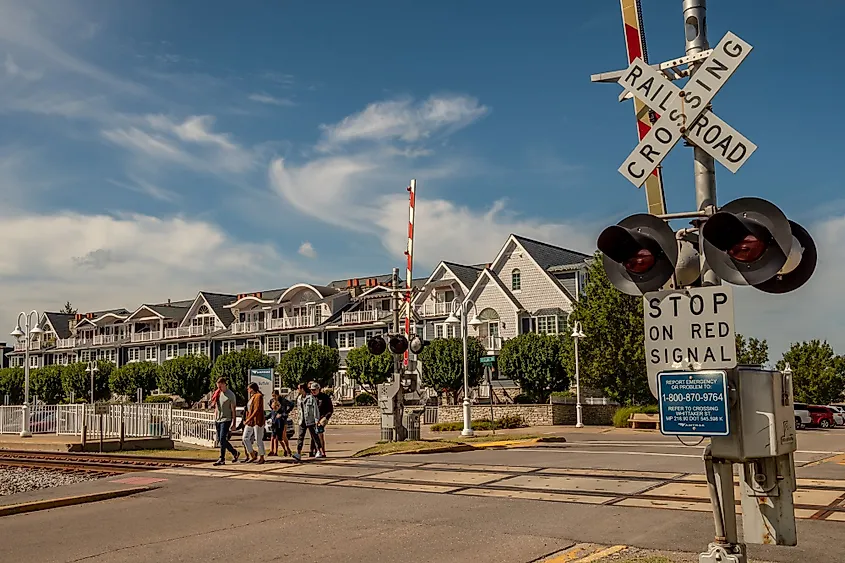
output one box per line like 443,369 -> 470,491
43,313 -> 74,339
511,234 -> 590,270
201,292 -> 236,326
442,261 -> 482,291
124,304 -> 189,323
277,283 -> 340,304
465,268 -> 523,312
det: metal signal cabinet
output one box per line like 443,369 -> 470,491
710,367 -> 798,462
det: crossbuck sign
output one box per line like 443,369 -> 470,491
617,32 -> 757,187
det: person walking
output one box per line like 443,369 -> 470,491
274,391 -> 294,457
242,383 -> 266,464
309,382 -> 333,458
212,377 -> 239,466
293,383 -> 320,462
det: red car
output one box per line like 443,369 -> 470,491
808,405 -> 836,429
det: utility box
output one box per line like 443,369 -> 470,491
404,411 -> 421,441
710,367 -> 797,462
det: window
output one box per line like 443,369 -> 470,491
266,336 -> 281,353
414,325 -> 424,339
364,329 -> 383,341
80,350 -> 92,362
511,269 -> 521,291
435,325 -> 444,339
10,356 -> 22,367
197,304 -> 210,315
294,333 -> 319,348
128,348 -> 140,362
145,346 -> 157,361
337,332 -> 355,349
246,340 -> 261,351
381,299 -> 391,311
29,355 -> 38,368
222,341 -> 236,354
443,290 -> 455,303
530,315 -> 566,335
187,341 -> 208,356
279,336 -> 290,352
166,344 -> 179,359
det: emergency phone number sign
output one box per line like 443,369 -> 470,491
658,370 -> 730,436
643,286 -> 737,398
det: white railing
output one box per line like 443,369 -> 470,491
341,310 -> 380,325
56,404 -> 171,438
231,321 -> 264,335
93,334 -> 120,345
56,338 -> 76,348
171,409 -> 216,448
415,302 -> 452,317
14,340 -> 42,351
484,336 -> 503,351
130,331 -> 162,343
164,326 -> 214,339
0,405 -> 59,434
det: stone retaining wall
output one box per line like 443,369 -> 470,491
290,404 -> 617,426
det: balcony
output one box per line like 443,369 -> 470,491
415,302 -> 452,317
341,310 -> 380,325
231,321 -> 265,335
130,331 -> 162,343
93,334 -> 120,346
265,316 -> 317,330
483,336 -> 503,352
164,326 -> 215,339
14,340 -> 42,352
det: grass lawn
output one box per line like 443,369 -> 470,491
617,558 -> 671,563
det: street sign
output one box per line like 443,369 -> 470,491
479,356 -> 497,366
658,370 -> 730,436
249,368 -> 274,411
644,286 -> 737,397
94,403 -> 110,415
617,31 -> 755,186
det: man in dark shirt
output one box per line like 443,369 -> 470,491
309,381 -> 334,458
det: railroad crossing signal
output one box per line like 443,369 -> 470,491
617,32 -> 757,187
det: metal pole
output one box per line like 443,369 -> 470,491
391,268 -> 406,441
20,313 -> 32,438
461,301 -> 473,437
683,0 -> 719,287
574,332 -> 583,428
90,364 -> 94,404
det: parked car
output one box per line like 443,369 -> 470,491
826,405 -> 845,426
794,403 -> 812,430
807,405 -> 836,429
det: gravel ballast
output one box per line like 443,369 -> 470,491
0,467 -> 102,496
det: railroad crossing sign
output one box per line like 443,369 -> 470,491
616,31 -> 757,187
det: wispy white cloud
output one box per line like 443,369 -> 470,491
248,92 -> 295,107
317,95 -> 489,151
107,177 -> 179,203
298,241 -> 317,258
4,54 -> 42,80
146,114 -> 235,150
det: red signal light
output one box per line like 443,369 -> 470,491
728,234 -> 766,263
624,248 -> 656,274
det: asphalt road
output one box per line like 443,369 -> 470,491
4,427 -> 844,563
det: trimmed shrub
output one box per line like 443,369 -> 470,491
430,415 -> 527,432
144,394 -> 173,404
353,392 -> 377,406
512,394 -> 532,404
613,405 -> 659,428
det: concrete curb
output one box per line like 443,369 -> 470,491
0,486 -> 151,517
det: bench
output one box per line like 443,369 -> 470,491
629,413 -> 660,429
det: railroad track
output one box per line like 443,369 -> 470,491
0,450 -> 204,475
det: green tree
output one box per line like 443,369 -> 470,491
159,355 -> 212,403
109,362 -> 160,399
0,367 -> 25,403
566,253 -> 650,405
777,340 -> 845,405
62,361 -> 113,402
61,301 -> 78,315
735,333 -> 769,366
211,348 -> 276,404
345,345 -> 393,395
418,337 -> 485,403
276,343 -> 340,389
30,365 -> 65,403
499,333 -> 569,403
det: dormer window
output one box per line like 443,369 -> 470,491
511,269 -> 521,291
197,304 -> 210,315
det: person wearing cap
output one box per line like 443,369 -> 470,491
309,382 -> 333,458
293,383 -> 321,462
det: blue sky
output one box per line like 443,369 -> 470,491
0,0 -> 842,358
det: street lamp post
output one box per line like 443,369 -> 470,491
446,299 -> 483,437
86,361 -> 99,404
11,310 -> 43,438
570,321 -> 586,429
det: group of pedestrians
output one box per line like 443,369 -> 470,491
212,377 -> 334,466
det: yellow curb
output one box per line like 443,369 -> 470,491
573,545 -> 627,562
470,438 -> 541,449
0,486 -> 150,517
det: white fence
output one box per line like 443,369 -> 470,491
0,404 -> 216,448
